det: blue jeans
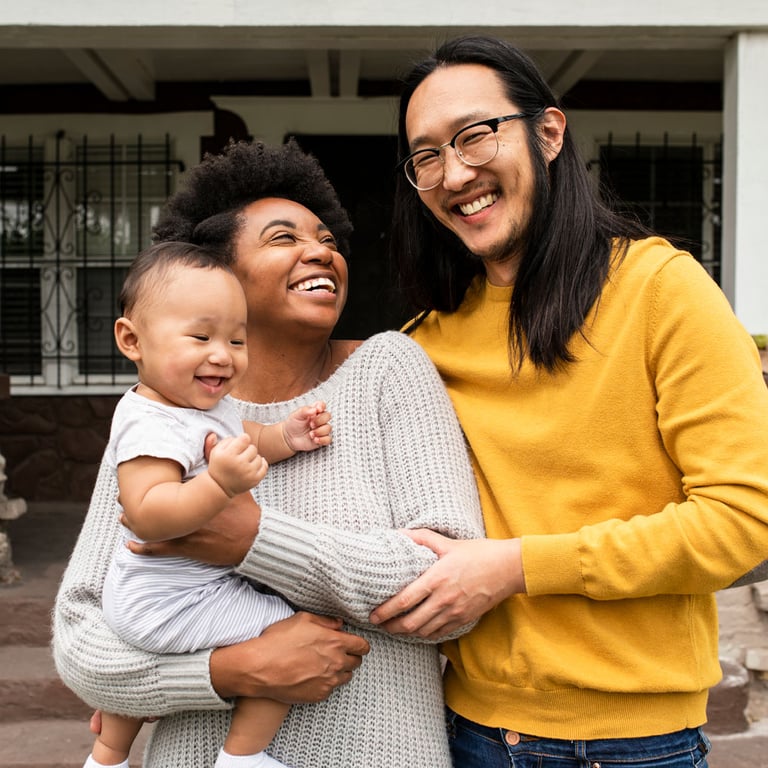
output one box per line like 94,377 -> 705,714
446,709 -> 711,768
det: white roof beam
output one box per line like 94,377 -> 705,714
306,50 -> 331,97
338,49 -> 360,97
96,50 -> 155,100
61,48 -> 130,100
61,48 -> 155,101
548,49 -> 604,96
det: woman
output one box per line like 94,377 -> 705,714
53,140 -> 484,768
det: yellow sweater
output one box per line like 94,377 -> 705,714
410,237 -> 768,739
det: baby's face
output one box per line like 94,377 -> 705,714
131,265 -> 249,410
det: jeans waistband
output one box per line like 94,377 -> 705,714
447,708 -> 711,760
448,709 -> 540,743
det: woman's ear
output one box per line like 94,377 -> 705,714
114,317 -> 142,361
538,107 -> 567,164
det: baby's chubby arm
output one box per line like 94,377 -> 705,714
244,400 -> 332,464
118,434 -> 267,541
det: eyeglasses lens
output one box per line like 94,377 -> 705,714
405,125 -> 499,190
456,125 -> 497,165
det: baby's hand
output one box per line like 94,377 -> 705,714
208,433 -> 268,496
283,400 -> 332,453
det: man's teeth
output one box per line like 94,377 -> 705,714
459,193 -> 498,216
293,277 -> 336,293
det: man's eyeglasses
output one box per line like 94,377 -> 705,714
398,113 -> 534,191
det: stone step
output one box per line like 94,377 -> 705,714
0,718 -> 763,768
0,594 -> 54,646
0,646 -> 90,722
707,658 -> 751,734
0,718 -> 151,768
709,719 -> 768,768
0,619 -> 766,767
2,502 -> 768,767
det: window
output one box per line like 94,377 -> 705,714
598,135 -> 722,283
0,134 -> 181,392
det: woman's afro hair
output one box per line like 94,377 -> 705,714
153,138 -> 353,261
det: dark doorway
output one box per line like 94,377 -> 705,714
290,134 -> 407,340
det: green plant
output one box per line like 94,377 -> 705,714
752,334 -> 768,350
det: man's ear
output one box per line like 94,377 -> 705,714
538,107 -> 567,164
114,316 -> 142,361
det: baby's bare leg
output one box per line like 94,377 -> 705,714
214,697 -> 291,768
89,713 -> 143,767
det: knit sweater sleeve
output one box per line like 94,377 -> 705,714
52,460 -> 230,717
236,333 -> 484,632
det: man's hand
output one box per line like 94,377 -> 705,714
125,491 -> 259,565
369,530 -> 525,640
210,613 -> 370,703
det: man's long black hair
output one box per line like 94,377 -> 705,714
390,36 -> 648,372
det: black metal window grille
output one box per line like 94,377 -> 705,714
596,133 -> 722,283
0,133 -> 182,391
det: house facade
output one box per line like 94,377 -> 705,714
0,3 -> 767,500
1,0 -> 768,698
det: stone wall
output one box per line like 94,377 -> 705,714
0,395 -> 118,502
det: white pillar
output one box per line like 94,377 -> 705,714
722,32 -> 768,335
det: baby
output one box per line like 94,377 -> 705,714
84,241 -> 331,768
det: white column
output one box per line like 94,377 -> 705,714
722,32 -> 768,336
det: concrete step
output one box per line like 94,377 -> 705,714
0,646 -> 90,722
2,502 -> 768,767
0,718 -> 152,768
0,717 -> 762,768
0,593 -> 54,646
709,718 -> 768,768
0,500 -> 79,649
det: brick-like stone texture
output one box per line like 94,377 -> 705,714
0,396 -> 118,502
708,659 -> 751,734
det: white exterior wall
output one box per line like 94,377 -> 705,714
211,96 -> 400,145
2,1 -> 768,29
723,32 -> 768,336
0,113 -> 212,173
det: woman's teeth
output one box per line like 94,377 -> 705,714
293,277 -> 336,293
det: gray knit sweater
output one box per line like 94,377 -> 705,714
53,331 -> 484,767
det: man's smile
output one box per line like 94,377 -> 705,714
457,192 -> 499,216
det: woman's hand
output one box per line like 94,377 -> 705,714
369,530 -> 526,640
125,491 -> 259,565
210,612 -> 371,703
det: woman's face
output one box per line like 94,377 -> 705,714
231,197 -> 349,339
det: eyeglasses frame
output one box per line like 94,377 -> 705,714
398,112 -> 534,191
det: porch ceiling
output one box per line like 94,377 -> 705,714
0,25 -> 729,102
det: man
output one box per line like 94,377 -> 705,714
370,35 -> 768,768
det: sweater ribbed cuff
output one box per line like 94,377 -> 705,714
522,532 -> 585,596
237,508 -> 317,589
156,649 -> 232,711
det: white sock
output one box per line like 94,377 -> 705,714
214,748 -> 289,768
82,755 -> 130,768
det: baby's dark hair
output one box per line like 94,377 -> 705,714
153,138 -> 353,263
119,241 -> 232,316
